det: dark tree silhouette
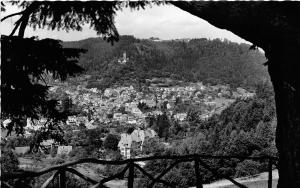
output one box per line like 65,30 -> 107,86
170,2 -> 300,187
1,1 -> 300,187
103,134 -> 119,151
154,113 -> 171,141
1,1 -> 161,39
1,35 -> 85,146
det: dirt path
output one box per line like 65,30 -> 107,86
200,170 -> 278,188
75,164 -> 127,188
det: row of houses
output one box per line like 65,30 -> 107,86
47,81 -> 256,130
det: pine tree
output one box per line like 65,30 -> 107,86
1,35 -> 85,146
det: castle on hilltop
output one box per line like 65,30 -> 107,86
118,52 -> 129,64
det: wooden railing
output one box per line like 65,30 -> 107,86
0,154 -> 278,188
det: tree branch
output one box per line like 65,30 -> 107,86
18,10 -> 31,37
1,10 -> 25,22
8,1 -> 40,37
169,1 -> 266,49
9,19 -> 21,36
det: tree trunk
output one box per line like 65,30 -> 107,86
267,40 -> 300,188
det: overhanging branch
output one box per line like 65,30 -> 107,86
9,19 -> 22,36
1,10 -> 25,22
18,2 -> 40,37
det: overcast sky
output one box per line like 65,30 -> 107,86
1,3 -> 250,44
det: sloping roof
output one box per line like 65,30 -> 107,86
150,129 -> 157,137
118,129 -> 157,149
144,129 -> 152,138
118,133 -> 132,148
131,130 -> 142,142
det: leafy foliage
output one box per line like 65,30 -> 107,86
103,134 -> 120,151
151,112 -> 171,141
2,136 -> 32,148
0,148 -> 19,175
1,35 -> 84,144
63,127 -> 108,159
3,1 -> 163,41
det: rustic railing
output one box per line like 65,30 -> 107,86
0,154 -> 278,188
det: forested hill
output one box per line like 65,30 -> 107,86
63,35 -> 269,88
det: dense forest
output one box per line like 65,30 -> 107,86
63,35 -> 269,89
135,84 -> 277,187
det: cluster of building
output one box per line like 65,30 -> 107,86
2,82 -> 255,134
51,80 -> 255,129
2,79 -> 255,159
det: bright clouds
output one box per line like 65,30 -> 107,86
1,3 -> 249,43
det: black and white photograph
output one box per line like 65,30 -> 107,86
1,1 -> 300,188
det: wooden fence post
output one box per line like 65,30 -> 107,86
59,169 -> 66,188
268,158 -> 272,188
194,156 -> 203,188
128,160 -> 134,188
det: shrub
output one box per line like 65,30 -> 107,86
0,148 -> 19,174
32,151 -> 46,162
103,134 -> 120,151
235,160 -> 260,177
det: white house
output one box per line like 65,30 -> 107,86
26,118 -> 45,130
85,120 -> 97,129
118,129 -> 157,159
66,116 -> 77,125
2,119 -> 12,127
90,88 -> 98,93
57,146 -> 72,156
118,134 -> 132,159
174,113 -> 187,121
